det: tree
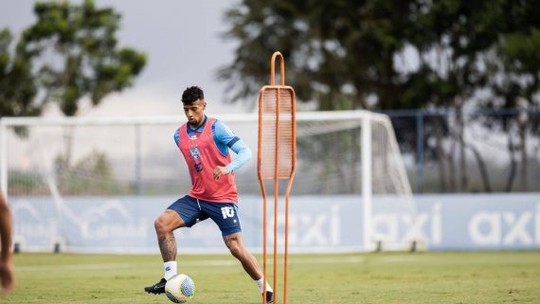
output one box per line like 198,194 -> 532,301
5,0 -> 147,180
402,0 -> 502,192
481,30 -> 540,191
0,29 -> 40,118
221,0 -> 540,193
220,0 -> 423,194
220,0 -> 418,111
19,0 -> 146,116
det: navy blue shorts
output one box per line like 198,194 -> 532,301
167,195 -> 242,236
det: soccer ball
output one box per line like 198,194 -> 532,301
165,274 -> 196,303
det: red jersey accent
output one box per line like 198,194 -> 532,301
178,117 -> 238,203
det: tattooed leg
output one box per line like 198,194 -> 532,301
154,210 -> 184,262
158,233 -> 177,262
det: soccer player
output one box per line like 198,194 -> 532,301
0,191 -> 15,293
144,86 -> 273,303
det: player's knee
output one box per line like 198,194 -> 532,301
226,240 -> 243,258
229,244 -> 243,259
154,216 -> 169,234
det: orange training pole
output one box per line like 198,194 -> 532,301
257,51 -> 296,304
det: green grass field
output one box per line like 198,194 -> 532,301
3,251 -> 540,303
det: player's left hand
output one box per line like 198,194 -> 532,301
213,166 -> 229,180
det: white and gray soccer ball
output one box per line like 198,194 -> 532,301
165,274 -> 196,303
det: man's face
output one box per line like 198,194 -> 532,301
183,99 -> 207,127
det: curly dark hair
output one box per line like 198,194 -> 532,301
181,86 -> 205,105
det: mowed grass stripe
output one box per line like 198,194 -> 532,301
15,254 -> 367,271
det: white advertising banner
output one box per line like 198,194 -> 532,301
9,193 -> 540,253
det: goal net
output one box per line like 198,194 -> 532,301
1,110 -> 416,253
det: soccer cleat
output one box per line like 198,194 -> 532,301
144,278 -> 166,294
264,291 -> 274,304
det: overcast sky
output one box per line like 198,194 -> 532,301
0,0 -> 249,116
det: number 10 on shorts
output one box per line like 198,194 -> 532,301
221,206 -> 235,219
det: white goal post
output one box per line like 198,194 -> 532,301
1,110 -> 416,253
